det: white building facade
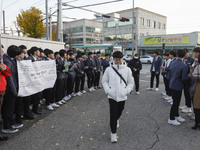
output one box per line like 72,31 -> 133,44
102,7 -> 167,53
63,19 -> 103,46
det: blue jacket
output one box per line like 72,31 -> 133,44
169,59 -> 188,91
56,57 -> 65,79
101,58 -> 110,73
94,56 -> 102,72
3,54 -> 18,95
85,58 -> 96,74
150,56 -> 162,73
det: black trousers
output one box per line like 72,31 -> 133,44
133,73 -> 140,92
94,71 -> 101,87
80,74 -> 85,91
109,99 -> 125,134
194,109 -> 200,125
67,73 -> 76,95
23,96 -> 33,118
183,79 -> 192,108
150,71 -> 160,88
15,97 -> 23,124
75,75 -> 81,93
86,72 -> 95,88
55,78 -> 65,102
164,78 -> 171,96
51,82 -> 57,104
1,91 -> 16,129
31,92 -> 42,112
64,75 -> 68,97
170,90 -> 182,120
43,88 -> 53,106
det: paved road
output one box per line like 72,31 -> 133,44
0,64 -> 200,150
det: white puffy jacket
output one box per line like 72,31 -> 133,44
102,62 -> 134,102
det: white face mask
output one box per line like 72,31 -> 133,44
134,57 -> 139,59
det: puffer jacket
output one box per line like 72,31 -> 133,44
0,65 -> 12,95
102,62 -> 134,102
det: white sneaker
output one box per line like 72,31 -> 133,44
71,93 -> 77,97
82,90 -> 86,94
61,100 -> 66,104
162,91 -> 166,96
155,88 -> 159,92
181,107 -> 192,113
168,119 -> 181,126
164,96 -> 171,100
136,92 -> 140,95
170,102 -> 173,105
63,96 -> 70,101
167,99 -> 173,103
88,88 -> 92,92
57,101 -> 63,105
51,103 -> 59,108
47,105 -> 54,111
78,92 -> 83,95
2,128 -> 19,134
111,133 -> 117,143
76,92 -> 81,96
68,95 -> 72,98
92,87 -> 96,91
175,116 -> 185,123
188,113 -> 195,120
12,124 -> 23,129
179,105 -> 188,110
146,88 -> 153,91
117,120 -> 119,128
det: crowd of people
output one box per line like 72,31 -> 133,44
0,44 -> 112,141
145,48 -> 200,129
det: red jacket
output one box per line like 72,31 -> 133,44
0,65 -> 12,95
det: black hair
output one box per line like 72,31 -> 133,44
163,53 -> 169,57
153,50 -> 159,55
170,50 -> 176,57
27,50 -> 32,56
112,51 -> 123,58
184,49 -> 189,53
135,54 -> 139,57
59,49 -> 67,57
39,48 -> 44,53
193,47 -> 200,53
69,53 -> 74,57
76,54 -> 82,59
44,49 -> 54,56
19,45 -> 27,50
54,52 -> 59,57
7,45 -> 19,58
76,51 -> 82,55
67,50 -> 73,54
30,47 -> 39,55
81,52 -> 85,56
88,52 -> 93,56
97,51 -> 101,54
177,50 -> 186,58
16,48 -> 24,56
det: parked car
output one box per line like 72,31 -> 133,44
123,54 -> 132,62
140,55 -> 153,64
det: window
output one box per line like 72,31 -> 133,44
140,17 -> 144,25
104,34 -> 132,41
147,19 -> 151,27
64,26 -> 83,34
158,22 -> 161,29
107,21 -> 116,28
153,21 -> 156,28
71,38 -> 83,44
86,26 -> 102,33
162,23 -> 166,30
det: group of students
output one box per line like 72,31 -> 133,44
146,48 -> 200,129
0,44 -> 112,141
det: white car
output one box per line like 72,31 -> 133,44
140,56 -> 153,64
123,54 -> 132,62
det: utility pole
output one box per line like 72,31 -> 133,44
3,10 -> 5,34
0,0 -> 4,63
49,7 -> 52,40
56,0 -> 63,42
132,0 -> 136,56
45,0 -> 49,40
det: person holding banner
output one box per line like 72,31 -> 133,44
2,45 -> 19,134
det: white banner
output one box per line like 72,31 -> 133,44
17,60 -> 57,97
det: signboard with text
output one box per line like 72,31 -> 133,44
144,36 -> 190,45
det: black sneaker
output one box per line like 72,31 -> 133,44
1,128 -> 19,134
0,135 -> 8,141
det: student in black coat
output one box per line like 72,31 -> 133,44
85,52 -> 96,92
128,54 -> 142,94
102,53 -> 110,73
94,51 -> 102,89
80,52 -> 87,93
2,45 -> 19,134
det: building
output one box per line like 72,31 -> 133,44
62,19 -> 103,47
102,7 -> 167,54
139,32 -> 200,56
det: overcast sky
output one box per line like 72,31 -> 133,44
1,0 -> 200,35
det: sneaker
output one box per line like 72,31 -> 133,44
162,91 -> 166,96
88,88 -> 93,92
0,135 -> 8,141
51,103 -> 59,108
146,88 -> 153,91
76,92 -> 81,96
2,128 -> 19,134
47,105 -> 54,111
168,119 -> 181,126
78,92 -> 83,95
136,92 -> 140,95
170,102 -> 173,105
181,107 -> 192,113
188,113 -> 195,120
71,93 -> 77,97
180,105 -> 188,110
63,96 -> 70,101
175,116 -> 185,123
82,90 -> 86,94
68,95 -> 72,98
12,124 -> 23,129
111,133 -> 117,143
61,100 -> 66,104
155,88 -> 159,92
92,87 -> 96,91
98,86 -> 102,89
168,99 -> 173,103
164,96 -> 171,100
57,101 -> 63,105
117,120 -> 119,128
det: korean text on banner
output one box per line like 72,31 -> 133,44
17,60 -> 57,97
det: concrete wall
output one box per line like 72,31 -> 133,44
1,34 -> 65,52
